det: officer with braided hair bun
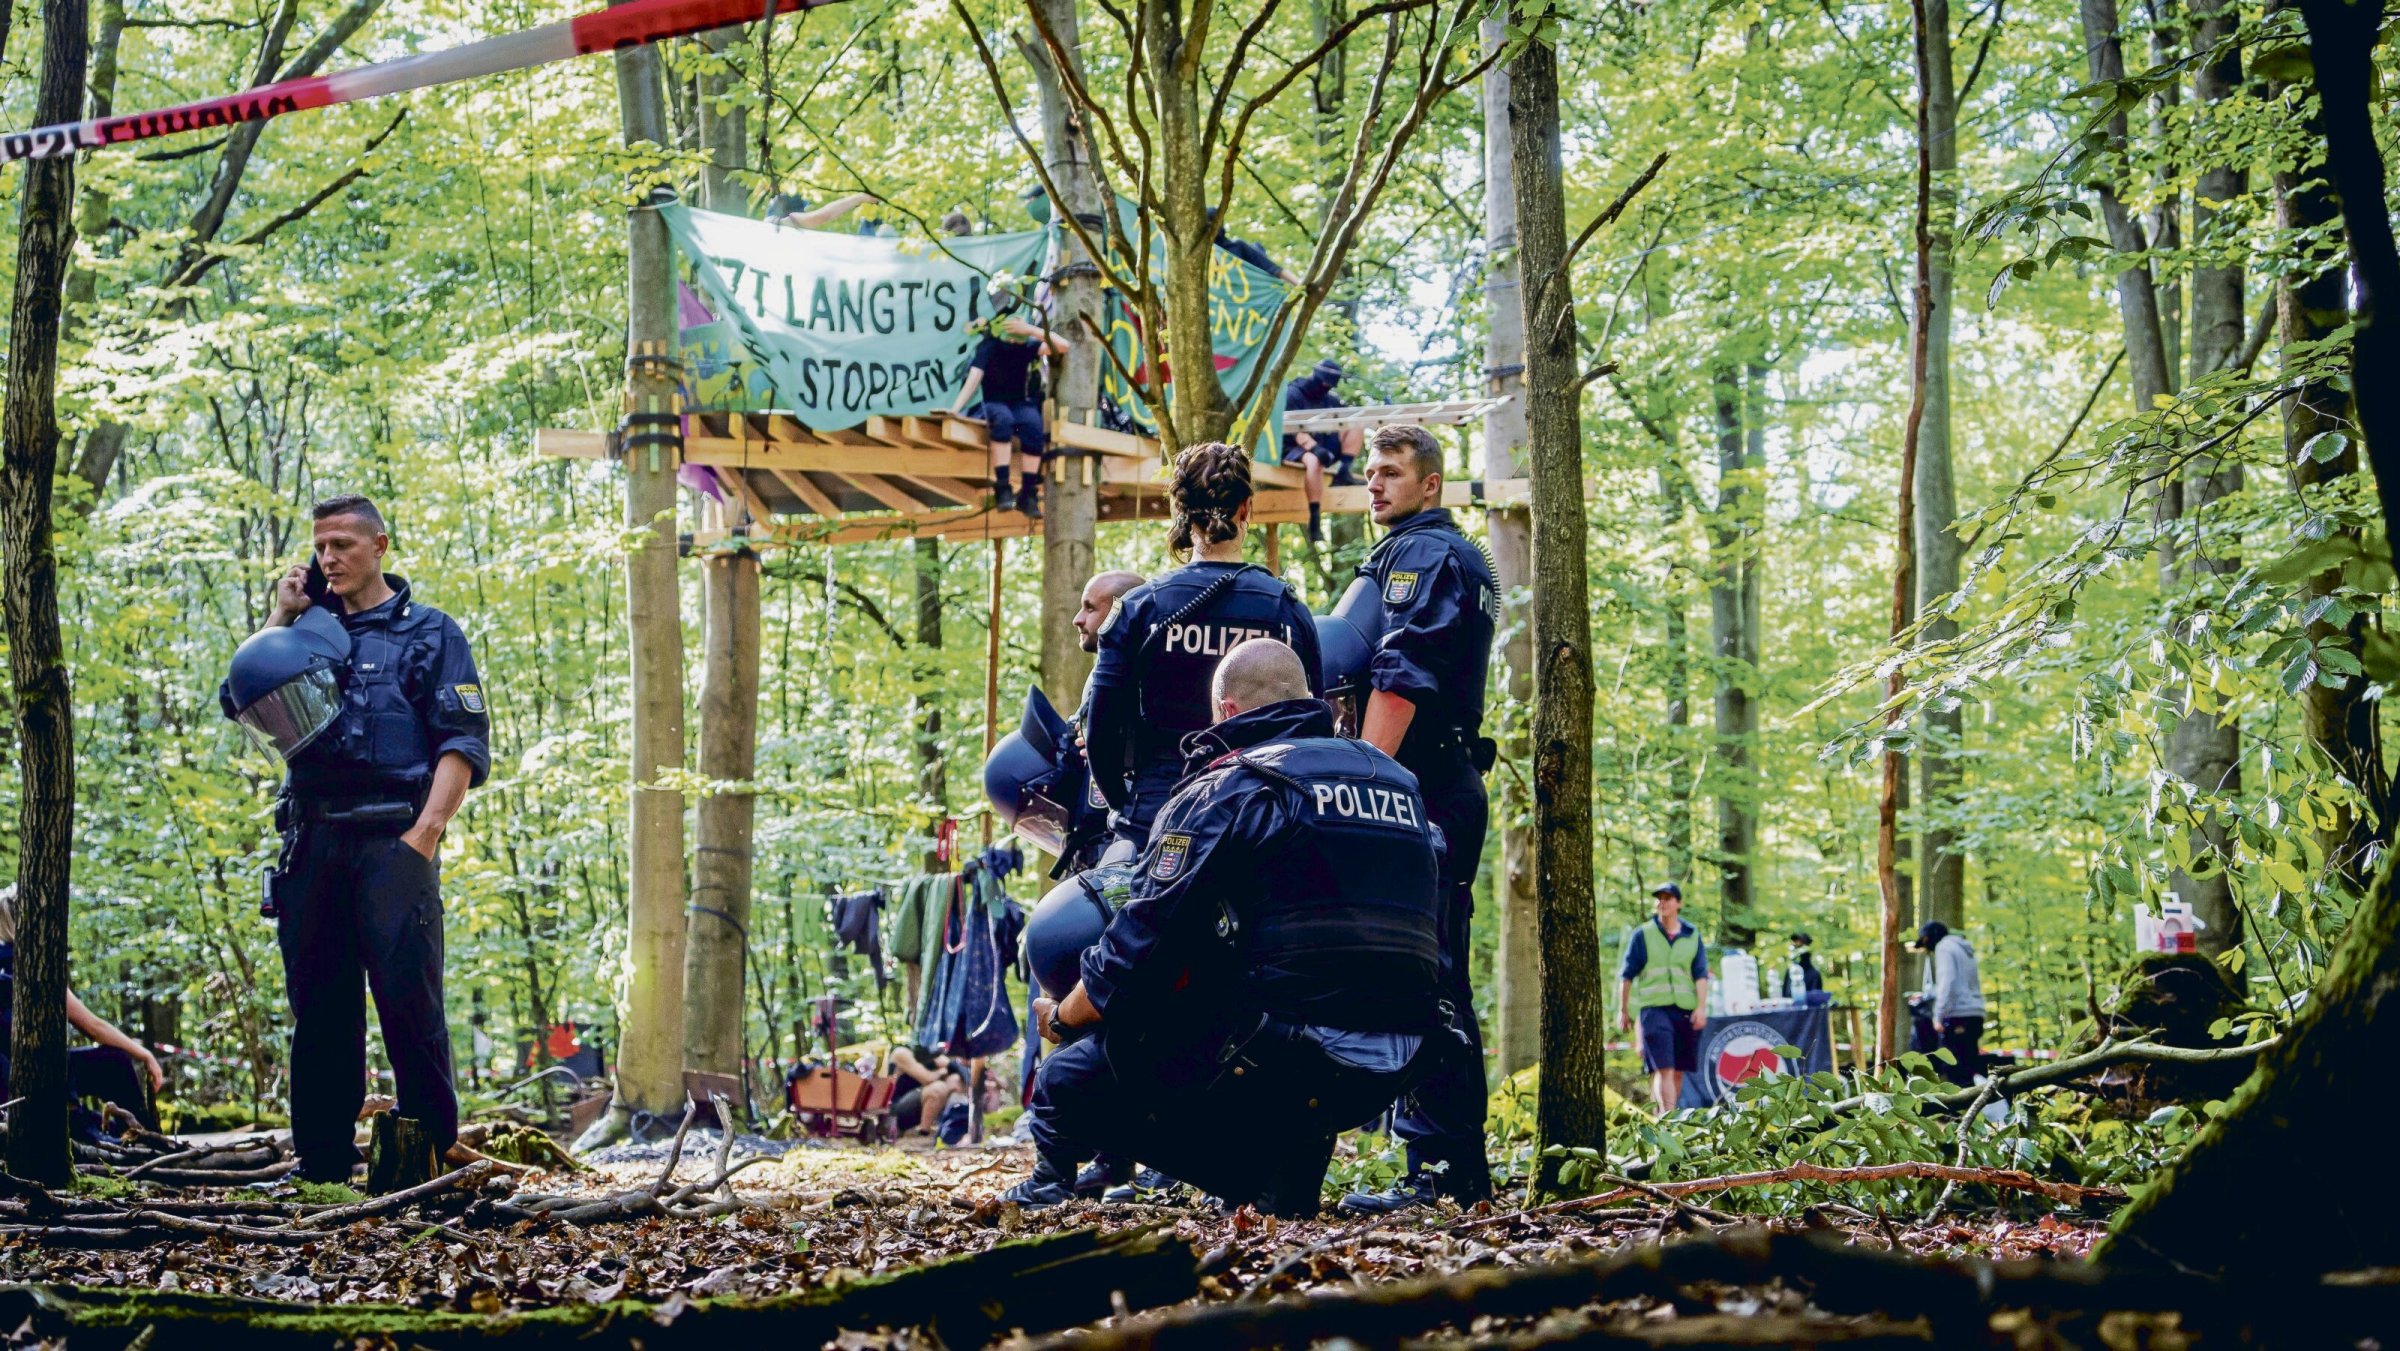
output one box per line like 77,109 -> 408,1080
1084,442 -> 1324,846
1339,424 -> 1499,1214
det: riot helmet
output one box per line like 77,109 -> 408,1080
982,686 -> 1085,853
219,607 -> 351,764
1314,575 -> 1383,701
1022,862 -> 1132,1000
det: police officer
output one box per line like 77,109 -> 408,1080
1085,442 -> 1322,845
236,495 -> 489,1183
1006,638 -> 1444,1215
1339,424 -> 1499,1212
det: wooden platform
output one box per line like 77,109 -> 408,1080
535,408 -> 1527,549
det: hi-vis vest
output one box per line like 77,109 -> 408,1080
1627,918 -> 1701,1011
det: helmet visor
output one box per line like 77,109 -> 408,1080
234,667 -> 342,763
1011,787 -> 1073,855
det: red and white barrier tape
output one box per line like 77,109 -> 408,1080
0,0 -> 839,166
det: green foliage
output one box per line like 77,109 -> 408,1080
291,1180 -> 367,1206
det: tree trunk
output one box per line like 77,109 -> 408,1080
682,31 -> 760,1083
2077,0 -> 2175,410
2277,38 -> 2388,883
1034,0 -> 1102,707
0,0 -> 91,1188
1912,0 -> 1966,934
612,23 -> 691,1123
1480,18 -> 1538,1079
685,550 -> 759,1077
1661,466 -> 1694,883
2106,0 -> 2400,1276
1509,8 -> 1606,1195
1881,0 -> 1934,1065
1708,364 -> 1757,949
1141,5 -> 1233,449
2289,0 -> 2400,561
2101,832 -> 2400,1275
2164,0 -> 2244,956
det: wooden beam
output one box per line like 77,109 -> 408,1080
770,468 -> 842,519
717,468 -> 779,528
681,438 -> 990,480
895,474 -> 981,507
538,429 -> 612,459
839,473 -> 930,512
1051,419 -> 1155,459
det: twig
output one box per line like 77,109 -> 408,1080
292,1161 -> 495,1230
649,1097 -> 700,1199
1460,1160 -> 2118,1234
1925,1076 -> 2004,1220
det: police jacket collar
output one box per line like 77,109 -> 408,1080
1382,506 -> 1458,541
327,574 -> 416,625
1180,698 -> 1335,770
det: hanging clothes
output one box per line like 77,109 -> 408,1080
829,887 -> 888,991
913,862 -> 1024,1059
890,873 -> 954,1020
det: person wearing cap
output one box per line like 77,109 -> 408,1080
1914,921 -> 1984,1085
1282,360 -> 1364,543
1616,883 -> 1710,1114
1782,931 -> 1826,1004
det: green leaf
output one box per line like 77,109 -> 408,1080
2305,430 -> 2351,463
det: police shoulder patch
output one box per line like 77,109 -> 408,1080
1098,598 -> 1123,637
1152,832 -> 1193,881
1384,570 -> 1420,605
455,683 -> 485,713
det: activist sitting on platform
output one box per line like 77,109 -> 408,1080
952,284 -> 1071,520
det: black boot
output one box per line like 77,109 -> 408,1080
1307,503 -> 1324,543
1072,1157 -> 1134,1198
1016,477 -> 1043,521
1002,1158 -> 1077,1209
1336,1172 -> 1441,1216
992,465 -> 1013,510
1101,1166 -> 1190,1204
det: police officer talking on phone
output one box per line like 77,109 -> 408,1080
1338,424 -> 1498,1213
224,495 -> 489,1184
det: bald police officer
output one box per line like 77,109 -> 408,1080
1007,638 -> 1443,1215
1340,425 -> 1498,1212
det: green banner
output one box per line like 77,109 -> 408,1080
1095,202 -> 1292,458
662,203 -> 1049,424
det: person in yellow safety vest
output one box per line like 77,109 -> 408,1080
1615,883 -> 1711,1114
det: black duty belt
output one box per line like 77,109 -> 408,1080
278,794 -> 424,828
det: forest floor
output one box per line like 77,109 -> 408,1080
0,1133 -> 2109,1322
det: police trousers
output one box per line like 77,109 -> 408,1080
1028,1019 -> 1415,1217
275,822 -> 458,1179
1391,756 -> 1492,1199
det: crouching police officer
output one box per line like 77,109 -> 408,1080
221,495 -> 489,1183
1005,638 -> 1445,1216
1340,424 -> 1499,1212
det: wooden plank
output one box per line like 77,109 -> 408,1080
770,469 -> 842,519
683,438 -> 991,479
1283,397 -> 1510,433
896,474 -> 981,507
937,413 -> 990,448
719,468 -> 779,527
1051,419 -> 1155,458
839,473 -> 930,513
537,429 -> 611,459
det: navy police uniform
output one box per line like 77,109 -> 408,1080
273,575 -> 489,1180
1026,698 -> 1445,1213
1084,562 -> 1323,841
1361,506 -> 1497,1200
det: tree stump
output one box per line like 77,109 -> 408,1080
365,1112 -> 439,1195
2091,953 -> 2250,1110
